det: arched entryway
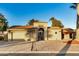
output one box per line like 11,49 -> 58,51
37,28 -> 44,41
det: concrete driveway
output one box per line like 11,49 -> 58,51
0,40 -> 78,56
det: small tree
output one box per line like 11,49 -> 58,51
50,17 -> 64,28
0,13 -> 8,31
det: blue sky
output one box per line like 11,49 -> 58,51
0,3 -> 77,29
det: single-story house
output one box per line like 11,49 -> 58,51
7,21 -> 48,41
7,21 -> 76,41
62,28 -> 75,40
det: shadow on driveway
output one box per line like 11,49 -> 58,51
56,40 -> 73,56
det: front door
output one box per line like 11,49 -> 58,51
38,28 -> 44,41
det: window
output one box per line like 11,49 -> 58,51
55,32 -> 57,34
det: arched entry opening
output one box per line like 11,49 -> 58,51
37,28 -> 44,41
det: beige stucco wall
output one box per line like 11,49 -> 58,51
44,29 -> 48,40
8,32 -> 11,40
13,31 -> 26,39
8,29 -> 29,41
77,4 -> 79,15
76,29 -> 79,39
33,22 -> 48,29
8,29 -> 37,41
33,22 -> 48,40
8,30 -> 25,41
64,34 -> 70,40
48,29 -> 62,40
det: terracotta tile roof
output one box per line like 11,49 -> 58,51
9,25 -> 33,29
48,27 -> 62,30
63,28 -> 75,34
34,21 -> 47,23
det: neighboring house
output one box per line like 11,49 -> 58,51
48,27 -> 75,40
0,31 -> 8,40
0,21 -> 4,31
0,31 -> 4,40
0,22 -> 4,40
0,22 -> 4,26
62,28 -> 75,40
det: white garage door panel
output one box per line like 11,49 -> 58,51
13,31 -> 26,39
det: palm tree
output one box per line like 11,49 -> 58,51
70,3 -> 79,29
